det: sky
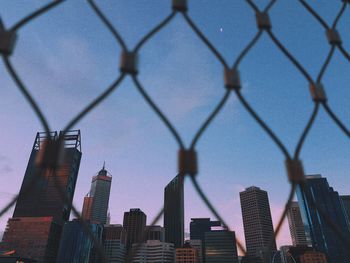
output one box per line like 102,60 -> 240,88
0,0 -> 349,252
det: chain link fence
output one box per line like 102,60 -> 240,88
0,0 -> 350,262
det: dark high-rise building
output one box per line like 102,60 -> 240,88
13,131 -> 82,224
164,174 -> 184,248
240,186 -> 277,263
56,219 -> 103,263
296,175 -> 350,263
1,131 -> 82,262
123,208 -> 146,251
190,218 -> 221,263
287,202 -> 309,246
340,195 -> 350,224
190,218 -> 221,241
204,230 -> 239,263
82,164 -> 112,224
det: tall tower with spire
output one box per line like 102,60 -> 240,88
82,163 -> 112,225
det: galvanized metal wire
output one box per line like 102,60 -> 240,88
0,0 -> 349,262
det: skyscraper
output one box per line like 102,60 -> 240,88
204,230 -> 239,263
123,209 -> 147,251
164,174 -> 184,248
13,131 -> 82,224
287,202 -> 309,246
296,175 -> 350,263
82,164 -> 112,224
240,186 -> 277,263
1,130 -> 82,262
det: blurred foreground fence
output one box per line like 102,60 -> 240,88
1,0 -> 350,262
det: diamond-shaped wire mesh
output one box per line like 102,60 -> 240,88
0,0 -> 349,262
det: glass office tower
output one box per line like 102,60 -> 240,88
164,175 -> 184,248
296,175 -> 350,263
56,219 -> 103,263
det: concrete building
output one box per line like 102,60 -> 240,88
204,230 -> 239,263
82,164 -> 112,225
240,186 -> 277,262
0,217 -> 61,262
164,175 -> 184,248
123,209 -> 146,252
131,240 -> 174,263
287,202 -> 309,246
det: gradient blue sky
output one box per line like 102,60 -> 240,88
0,0 -> 349,251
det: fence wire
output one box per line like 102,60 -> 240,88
0,0 -> 349,262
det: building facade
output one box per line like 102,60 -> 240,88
287,202 -> 309,246
82,164 -> 112,225
131,240 -> 174,263
300,251 -> 328,263
145,226 -> 165,242
13,131 -> 82,224
340,195 -> 350,224
103,224 -> 126,263
204,230 -> 238,263
296,175 -> 350,263
56,219 -> 103,263
175,242 -> 199,263
189,240 -> 203,263
240,186 -> 277,263
190,218 -> 221,241
1,131 -> 82,262
164,175 -> 184,248
0,217 -> 61,262
123,209 -> 147,252
190,218 -> 220,263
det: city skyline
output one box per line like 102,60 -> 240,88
0,130 -> 348,262
1,0 -> 350,255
